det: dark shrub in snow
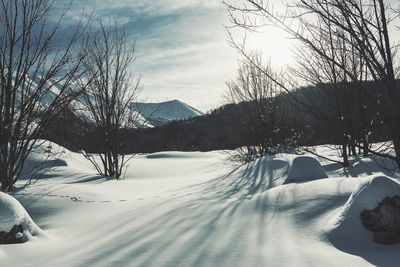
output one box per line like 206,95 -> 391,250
0,224 -> 24,244
361,195 -> 400,244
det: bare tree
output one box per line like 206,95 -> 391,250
78,21 -> 142,179
225,55 -> 299,162
0,0 -> 87,191
289,15 -> 375,166
224,0 -> 400,167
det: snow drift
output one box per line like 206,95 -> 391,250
2,142 -> 400,266
0,192 -> 44,242
284,156 -> 328,184
328,176 -> 400,250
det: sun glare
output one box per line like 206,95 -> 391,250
246,26 -> 294,68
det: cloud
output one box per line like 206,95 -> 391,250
50,0 -> 238,111
127,4 -> 237,111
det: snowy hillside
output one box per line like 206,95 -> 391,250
131,100 -> 204,126
1,142 -> 400,266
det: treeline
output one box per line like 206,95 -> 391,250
130,81 -> 391,154
43,80 -> 392,155
222,0 -> 400,166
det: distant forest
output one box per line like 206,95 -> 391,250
43,80 -> 392,154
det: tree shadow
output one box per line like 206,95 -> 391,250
51,156 -> 291,266
195,156 -> 290,201
323,155 -> 397,178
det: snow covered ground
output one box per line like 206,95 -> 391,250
1,141 -> 400,266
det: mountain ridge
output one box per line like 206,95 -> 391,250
130,99 -> 204,126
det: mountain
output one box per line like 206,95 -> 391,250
131,100 -> 204,126
14,71 -> 203,128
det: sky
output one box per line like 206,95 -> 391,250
52,0 -> 294,112
51,0 -> 400,112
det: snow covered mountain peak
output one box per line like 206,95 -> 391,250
131,99 -> 204,126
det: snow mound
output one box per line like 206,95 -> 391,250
20,140 -> 93,179
284,156 -> 328,183
19,141 -> 69,179
0,192 -> 44,241
329,176 -> 400,249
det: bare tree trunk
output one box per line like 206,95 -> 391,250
342,144 -> 349,167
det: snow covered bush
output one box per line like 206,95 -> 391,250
0,192 -> 43,243
284,156 -> 328,184
329,176 -> 400,248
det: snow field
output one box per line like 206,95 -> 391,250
1,142 -> 400,266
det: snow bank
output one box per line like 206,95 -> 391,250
328,176 -> 400,249
20,140 -> 93,180
20,141 -> 68,175
0,192 -> 44,241
284,156 -> 328,184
